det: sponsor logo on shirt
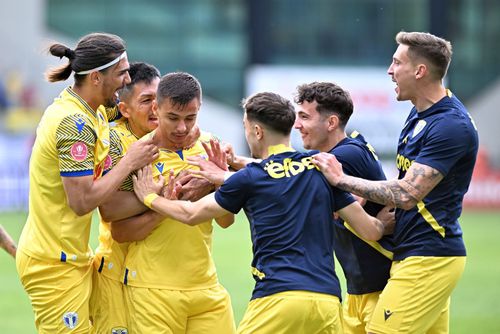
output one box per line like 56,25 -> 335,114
396,153 -> 413,172
70,142 -> 88,162
111,327 -> 128,334
264,156 -> 317,179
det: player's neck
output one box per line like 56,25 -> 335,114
322,130 -> 346,152
72,84 -> 101,112
413,82 -> 447,112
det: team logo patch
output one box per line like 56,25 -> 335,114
104,155 -> 113,170
155,162 -> 164,173
62,311 -> 78,329
70,142 -> 88,161
75,118 -> 85,134
412,120 -> 427,138
111,327 -> 128,334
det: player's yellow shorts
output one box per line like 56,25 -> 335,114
16,251 -> 93,333
89,269 -> 128,334
367,256 -> 466,334
343,291 -> 381,334
125,283 -> 235,334
237,290 -> 343,334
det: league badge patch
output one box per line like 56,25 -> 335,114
111,327 -> 128,334
104,155 -> 113,170
62,311 -> 78,329
70,142 -> 88,162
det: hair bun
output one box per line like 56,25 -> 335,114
64,47 -> 75,60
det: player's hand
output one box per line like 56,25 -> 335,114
163,169 -> 182,200
202,139 -> 229,171
184,125 -> 201,149
312,152 -> 344,186
123,138 -> 159,172
376,206 -> 396,235
222,142 -> 236,167
186,157 -> 227,186
133,165 -> 165,203
175,174 -> 214,201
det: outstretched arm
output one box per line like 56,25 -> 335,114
0,225 -> 17,258
133,166 -> 231,225
313,152 -> 443,210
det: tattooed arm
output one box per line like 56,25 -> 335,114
0,225 -> 17,259
313,152 -> 443,210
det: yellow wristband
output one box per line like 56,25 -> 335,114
143,193 -> 159,209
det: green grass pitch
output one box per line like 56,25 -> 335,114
1,210 -> 499,332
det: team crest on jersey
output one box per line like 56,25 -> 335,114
412,120 -> 427,138
155,162 -> 165,173
75,118 -> 85,134
62,311 -> 78,329
111,327 -> 128,334
70,142 -> 88,161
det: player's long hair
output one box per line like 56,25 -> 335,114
45,32 -> 126,84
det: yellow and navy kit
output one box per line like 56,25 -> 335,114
330,132 -> 394,295
214,145 -> 355,300
394,90 -> 478,260
123,131 -> 219,289
94,119 -> 138,282
18,87 -> 111,266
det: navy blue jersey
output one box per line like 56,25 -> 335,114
330,132 -> 394,295
394,91 -> 478,260
214,146 -> 355,300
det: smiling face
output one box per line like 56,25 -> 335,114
294,100 -> 332,152
100,57 -> 131,108
387,44 -> 418,102
155,97 -> 200,149
119,77 -> 160,138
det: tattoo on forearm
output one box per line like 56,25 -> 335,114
338,177 -> 417,208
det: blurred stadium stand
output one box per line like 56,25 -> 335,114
1,0 -> 499,211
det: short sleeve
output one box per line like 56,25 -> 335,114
415,115 -> 475,176
214,168 -> 252,214
56,114 -> 96,177
331,187 -> 355,212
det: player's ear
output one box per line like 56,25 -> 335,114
415,63 -> 427,79
118,101 -> 130,118
328,114 -> 339,131
89,71 -> 101,86
254,123 -> 263,140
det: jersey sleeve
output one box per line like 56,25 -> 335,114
214,168 -> 252,214
415,115 -> 475,176
331,187 -> 355,212
56,114 -> 96,177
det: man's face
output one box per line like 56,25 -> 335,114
387,44 -> 417,102
100,56 -> 131,108
294,100 -> 331,151
120,78 -> 160,138
155,97 -> 200,148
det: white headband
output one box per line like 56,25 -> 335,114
76,51 -> 127,75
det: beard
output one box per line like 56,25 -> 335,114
103,96 -> 118,108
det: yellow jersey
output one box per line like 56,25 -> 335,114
123,131 -> 219,290
18,87 -> 111,267
94,119 -> 138,281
